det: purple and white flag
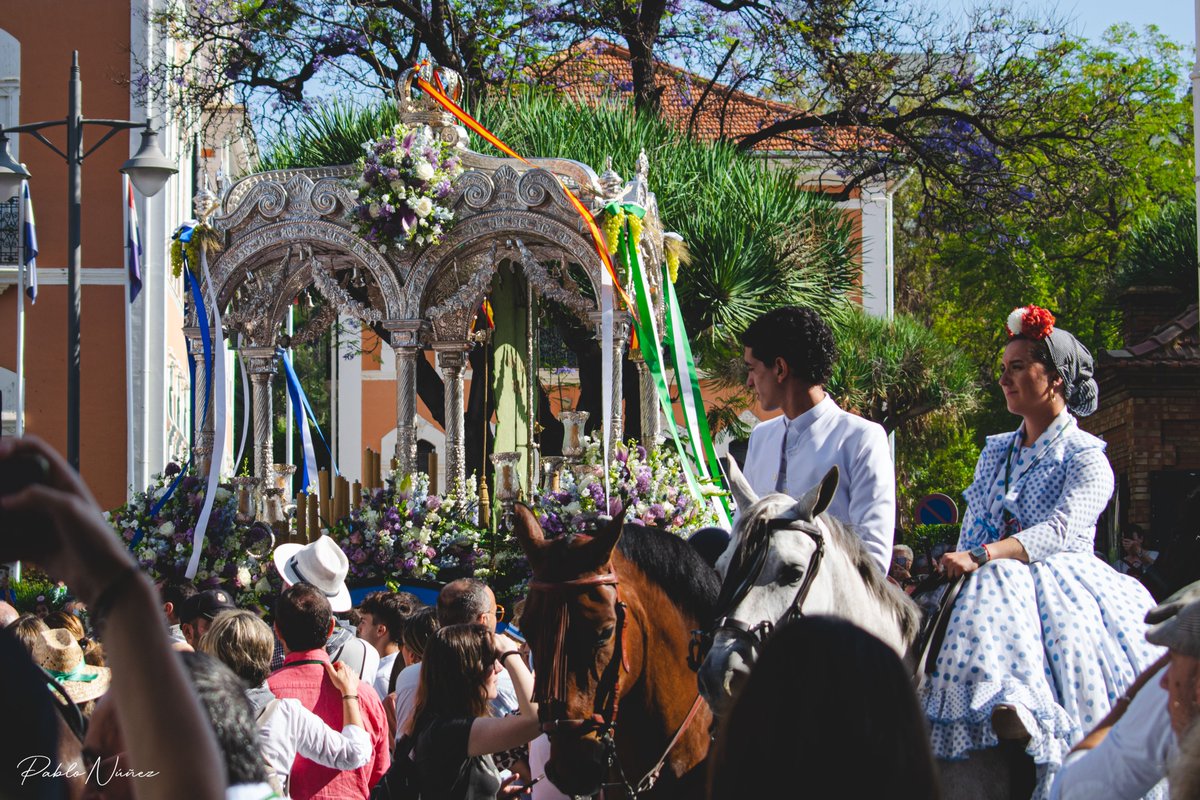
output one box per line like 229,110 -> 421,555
126,177 -> 143,302
21,181 -> 37,303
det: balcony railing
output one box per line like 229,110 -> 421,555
0,197 -> 18,266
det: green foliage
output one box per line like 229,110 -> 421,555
828,310 -> 982,434
260,102 -> 400,172
895,422 -> 979,528
897,27 -> 1194,445
1113,199 -> 1198,296
903,524 -> 961,557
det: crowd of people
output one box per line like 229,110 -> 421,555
2,301 -> 1199,799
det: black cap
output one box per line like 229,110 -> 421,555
180,589 -> 236,624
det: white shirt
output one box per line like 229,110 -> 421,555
393,661 -> 520,741
392,662 -> 423,741
373,651 -> 400,701
257,695 -> 372,795
1050,665 -> 1174,800
742,395 -> 895,574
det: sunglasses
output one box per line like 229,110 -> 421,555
493,604 -> 505,622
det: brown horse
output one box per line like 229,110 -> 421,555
512,504 -> 719,798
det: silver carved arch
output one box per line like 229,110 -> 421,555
186,62 -> 667,503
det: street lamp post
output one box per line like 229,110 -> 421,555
0,51 -> 177,471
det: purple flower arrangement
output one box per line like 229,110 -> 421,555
330,472 -> 486,584
533,438 -> 719,538
108,467 -> 281,607
349,123 -> 464,252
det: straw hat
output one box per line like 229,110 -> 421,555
273,535 -> 352,612
32,628 -> 111,704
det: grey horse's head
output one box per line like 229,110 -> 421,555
697,458 -> 840,717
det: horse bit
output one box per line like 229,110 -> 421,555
689,516 -> 826,671
529,571 -> 706,798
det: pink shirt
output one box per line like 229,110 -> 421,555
267,648 -> 391,800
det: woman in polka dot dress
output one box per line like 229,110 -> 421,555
920,306 -> 1163,800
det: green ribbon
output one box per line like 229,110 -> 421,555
46,663 -> 100,683
608,202 -> 711,513
663,272 -> 732,522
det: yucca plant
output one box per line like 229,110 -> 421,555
829,309 -> 981,435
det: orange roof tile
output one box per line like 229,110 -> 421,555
537,39 -> 880,154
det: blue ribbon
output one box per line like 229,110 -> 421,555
300,378 -> 339,477
278,349 -> 319,492
131,235 -> 211,550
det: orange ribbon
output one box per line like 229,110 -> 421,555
414,73 -> 634,312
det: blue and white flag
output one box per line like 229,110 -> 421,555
21,181 -> 37,303
125,177 -> 143,302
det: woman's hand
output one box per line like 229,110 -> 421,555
494,631 -> 521,658
325,660 -> 358,696
940,551 -> 979,579
497,773 -> 530,797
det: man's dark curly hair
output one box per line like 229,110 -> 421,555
741,307 -> 837,386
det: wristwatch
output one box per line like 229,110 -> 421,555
969,545 -> 991,566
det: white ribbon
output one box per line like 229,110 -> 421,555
600,259 -> 614,506
666,301 -> 731,527
187,245 -> 229,579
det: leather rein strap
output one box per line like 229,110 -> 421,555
707,520 -> 826,657
528,572 -> 625,733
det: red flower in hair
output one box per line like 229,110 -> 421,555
1006,305 -> 1055,340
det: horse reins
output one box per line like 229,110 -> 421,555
691,517 -> 827,670
529,569 -> 707,797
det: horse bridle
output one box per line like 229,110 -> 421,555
689,516 -> 826,671
529,570 -> 707,797
527,571 -> 627,741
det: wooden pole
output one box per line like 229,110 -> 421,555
362,448 -> 372,490
318,469 -> 331,527
331,477 -> 343,525
352,479 -> 362,511
428,451 -> 438,496
340,476 -> 351,521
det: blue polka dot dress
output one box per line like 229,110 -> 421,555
918,411 -> 1163,799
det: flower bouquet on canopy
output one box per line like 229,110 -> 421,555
330,471 -> 487,585
533,437 -> 719,538
108,464 -> 281,606
349,122 -> 463,252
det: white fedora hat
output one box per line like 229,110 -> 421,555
273,535 -> 352,612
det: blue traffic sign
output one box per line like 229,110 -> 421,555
915,493 -> 959,525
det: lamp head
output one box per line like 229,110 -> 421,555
121,127 -> 178,197
0,133 -> 31,202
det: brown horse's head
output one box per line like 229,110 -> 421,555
513,503 -> 640,798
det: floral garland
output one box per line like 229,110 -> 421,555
108,465 -> 280,607
331,472 -> 486,584
533,437 -> 719,538
350,123 -> 463,252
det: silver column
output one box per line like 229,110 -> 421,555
384,321 -> 427,477
433,343 -> 471,492
241,347 -> 278,485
